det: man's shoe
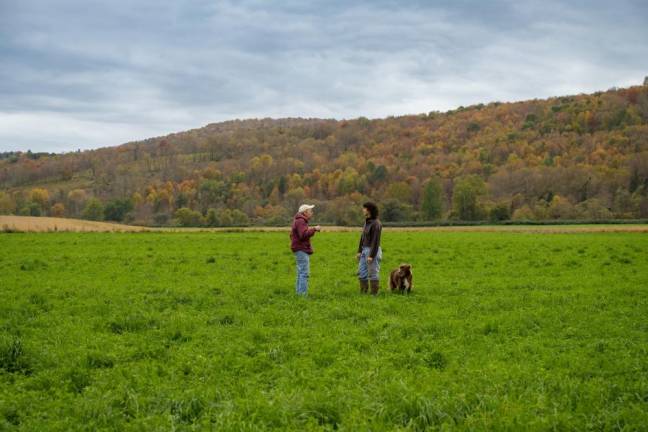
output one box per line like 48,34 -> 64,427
370,280 -> 380,296
359,279 -> 369,294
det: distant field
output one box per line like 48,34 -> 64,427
2,215 -> 648,234
1,231 -> 647,430
0,216 -> 149,232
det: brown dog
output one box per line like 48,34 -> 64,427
389,264 -> 413,294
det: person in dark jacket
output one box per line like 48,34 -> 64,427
290,204 -> 321,295
357,201 -> 382,295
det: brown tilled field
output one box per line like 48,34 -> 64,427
1,215 -> 647,233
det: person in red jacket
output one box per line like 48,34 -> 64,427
290,204 -> 321,295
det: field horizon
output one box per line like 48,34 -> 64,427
2,215 -> 648,234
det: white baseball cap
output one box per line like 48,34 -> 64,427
298,204 -> 315,213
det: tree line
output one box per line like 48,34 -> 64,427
1,85 -> 647,226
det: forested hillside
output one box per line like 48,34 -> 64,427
1,85 -> 647,226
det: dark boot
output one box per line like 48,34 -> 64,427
359,279 -> 369,294
370,280 -> 380,296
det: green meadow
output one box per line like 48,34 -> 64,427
1,230 -> 647,431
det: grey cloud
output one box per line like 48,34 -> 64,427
1,0 -> 646,152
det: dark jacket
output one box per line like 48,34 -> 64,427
290,213 -> 316,254
358,217 -> 382,258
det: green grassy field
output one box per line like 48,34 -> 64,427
1,231 -> 647,431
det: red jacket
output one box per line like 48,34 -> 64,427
290,213 -> 316,254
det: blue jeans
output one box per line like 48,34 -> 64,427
358,247 -> 382,281
294,251 -> 310,295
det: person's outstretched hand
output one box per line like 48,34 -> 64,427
314,225 -> 321,232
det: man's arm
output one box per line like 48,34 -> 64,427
296,218 -> 316,241
369,222 -> 382,259
357,231 -> 363,254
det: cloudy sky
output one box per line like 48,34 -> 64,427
1,0 -> 647,153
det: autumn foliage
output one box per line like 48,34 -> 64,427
1,85 -> 647,225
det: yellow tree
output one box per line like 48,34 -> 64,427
30,188 -> 50,212
51,203 -> 65,217
67,189 -> 87,215
0,191 -> 16,215
132,192 -> 143,206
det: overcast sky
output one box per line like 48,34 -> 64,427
1,0 -> 647,153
